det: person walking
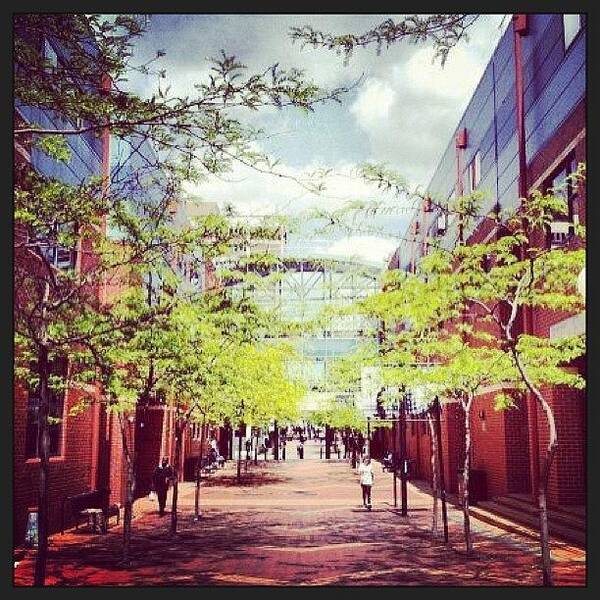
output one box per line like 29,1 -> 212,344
297,439 -> 304,459
152,457 -> 174,517
358,456 -> 374,510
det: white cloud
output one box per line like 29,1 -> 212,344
320,235 -> 398,266
130,14 -> 511,263
182,158 -> 408,217
350,78 -> 397,129
399,46 -> 484,101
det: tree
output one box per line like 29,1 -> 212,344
346,163 -> 585,578
225,340 -> 304,474
157,294 -> 295,531
446,176 -> 586,584
290,14 -> 481,66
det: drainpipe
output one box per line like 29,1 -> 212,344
99,73 -> 112,305
513,14 -> 528,201
513,14 -> 540,501
455,128 -> 468,243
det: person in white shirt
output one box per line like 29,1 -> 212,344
358,456 -> 374,510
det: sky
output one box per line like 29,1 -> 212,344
125,14 -> 510,267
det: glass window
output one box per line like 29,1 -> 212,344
563,15 -> 581,50
545,156 -> 577,249
38,223 -> 77,270
25,356 -> 67,459
43,39 -> 58,70
466,152 -> 481,194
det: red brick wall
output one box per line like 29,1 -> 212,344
135,406 -> 166,497
504,394 -> 531,494
441,402 -> 465,494
534,385 -> 585,507
470,392 -> 508,498
106,412 -> 135,507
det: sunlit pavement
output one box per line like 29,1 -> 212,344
14,439 -> 585,586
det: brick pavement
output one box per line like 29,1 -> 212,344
14,439 -> 586,586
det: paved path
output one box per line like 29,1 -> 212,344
14,439 -> 585,586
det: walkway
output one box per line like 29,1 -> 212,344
14,439 -> 585,586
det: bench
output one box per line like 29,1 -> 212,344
61,489 -> 119,534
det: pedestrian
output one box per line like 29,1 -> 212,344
383,450 -> 394,472
297,440 -> 304,459
152,457 -> 174,517
358,456 -> 374,510
245,437 -> 252,460
259,442 -> 267,460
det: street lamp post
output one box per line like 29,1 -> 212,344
399,396 -> 408,516
254,428 -> 259,465
392,413 -> 398,508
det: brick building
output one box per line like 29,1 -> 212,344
383,14 -> 586,508
13,24 -> 218,545
13,21 -> 116,542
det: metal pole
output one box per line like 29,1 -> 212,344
254,429 -> 258,465
399,401 -> 408,516
274,420 -> 279,461
237,427 -> 243,481
392,418 -> 398,508
434,397 -> 449,543
366,417 -> 371,456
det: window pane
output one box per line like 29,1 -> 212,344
474,152 -> 481,187
563,15 -> 581,49
44,39 -> 58,69
24,357 -> 67,458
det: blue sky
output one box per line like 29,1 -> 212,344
125,14 -> 511,266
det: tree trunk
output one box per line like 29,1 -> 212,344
170,421 -> 184,535
512,348 -> 557,585
254,430 -> 258,465
122,450 -> 135,566
237,428 -> 243,482
525,385 -> 557,585
427,410 -> 440,537
33,343 -> 50,587
538,438 -> 557,587
194,417 -> 206,521
118,412 -> 137,566
461,395 -> 474,554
